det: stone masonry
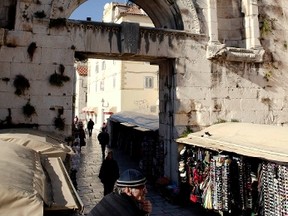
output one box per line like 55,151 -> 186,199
0,0 -> 288,183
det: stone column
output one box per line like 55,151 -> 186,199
242,0 -> 261,49
207,0 -> 219,43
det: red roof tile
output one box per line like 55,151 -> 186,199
77,65 -> 88,76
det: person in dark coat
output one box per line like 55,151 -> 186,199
97,127 -> 110,159
76,121 -> 86,152
88,168 -> 152,216
98,149 -> 119,195
87,118 -> 95,137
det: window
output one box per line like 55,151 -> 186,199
100,80 -> 104,91
95,63 -> 99,73
144,77 -> 154,89
102,61 -> 106,70
113,76 -> 116,88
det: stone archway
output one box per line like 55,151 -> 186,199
1,0 -> 278,185
0,0 -> 205,184
50,0 -> 86,19
51,0 -> 201,33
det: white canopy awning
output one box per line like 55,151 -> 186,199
176,122 -> 288,163
110,111 -> 159,131
43,157 -> 83,212
0,130 -> 84,215
0,141 -> 49,216
0,128 -> 73,160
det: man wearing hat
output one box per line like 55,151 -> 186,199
88,168 -> 152,216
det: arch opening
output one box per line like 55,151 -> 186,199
67,0 -> 183,30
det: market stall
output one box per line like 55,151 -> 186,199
0,129 -> 84,216
108,111 -> 163,181
176,122 -> 288,216
0,128 -> 73,160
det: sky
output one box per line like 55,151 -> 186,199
69,0 -> 127,22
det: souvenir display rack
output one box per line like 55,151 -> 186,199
178,145 -> 288,216
109,120 -> 164,182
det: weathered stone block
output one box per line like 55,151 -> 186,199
121,22 -> 139,54
0,47 -> 18,62
0,28 -> 7,46
32,19 -> 49,34
40,47 -> 74,64
0,62 -> 11,76
33,34 -> 71,49
6,30 -> 32,47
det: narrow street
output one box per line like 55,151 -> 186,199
75,131 -> 217,216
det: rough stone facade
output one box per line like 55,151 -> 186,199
0,0 -> 287,182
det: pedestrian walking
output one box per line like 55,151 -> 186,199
74,115 -> 78,126
102,122 -> 107,132
98,149 -> 119,195
87,118 -> 95,137
88,168 -> 152,216
97,127 -> 110,159
76,121 -> 86,152
70,139 -> 81,190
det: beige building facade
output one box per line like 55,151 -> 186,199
85,3 -> 159,129
87,58 -> 159,129
0,0 -> 287,183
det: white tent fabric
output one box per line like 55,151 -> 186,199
109,111 -> 159,131
0,128 -> 73,160
176,122 -> 288,163
0,129 -> 84,215
0,141 -> 48,216
43,157 -> 83,212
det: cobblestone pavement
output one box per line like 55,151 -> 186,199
75,132 -> 217,216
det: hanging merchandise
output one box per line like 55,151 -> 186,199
177,123 -> 288,216
202,179 -> 213,209
261,162 -> 288,215
179,145 -> 288,215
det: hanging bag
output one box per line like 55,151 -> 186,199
190,185 -> 201,203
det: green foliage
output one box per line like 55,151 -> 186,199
49,65 -> 70,87
261,97 -> 272,105
264,70 -> 272,81
27,42 -> 37,61
54,116 -> 65,130
284,41 -> 287,49
75,52 -> 88,62
180,127 -> 193,138
53,108 -> 65,130
13,74 -> 30,96
215,119 -> 227,124
231,119 -> 240,122
49,72 -> 63,86
22,101 -> 36,117
260,18 -> 276,37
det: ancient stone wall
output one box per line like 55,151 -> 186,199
172,0 -> 288,137
0,0 -> 76,134
0,0 -> 16,29
0,0 -> 288,183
